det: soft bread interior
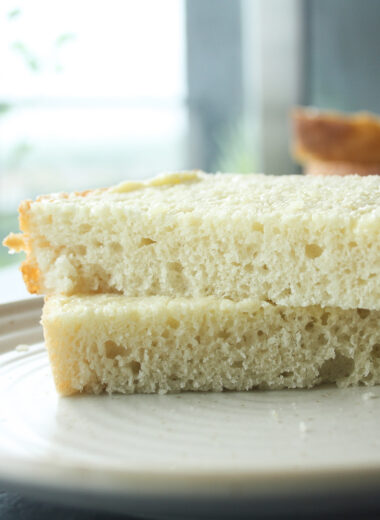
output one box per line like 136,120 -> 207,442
42,295 -> 380,395
10,173 -> 380,310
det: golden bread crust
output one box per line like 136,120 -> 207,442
19,199 -> 43,294
3,200 -> 43,294
42,307 -> 77,395
20,261 -> 41,294
292,107 -> 380,164
3,190 -> 103,295
3,232 -> 25,252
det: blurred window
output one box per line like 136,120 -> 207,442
0,0 -> 303,273
0,0 -> 186,267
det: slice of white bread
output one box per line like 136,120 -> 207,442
42,295 -> 380,395
5,172 -> 380,309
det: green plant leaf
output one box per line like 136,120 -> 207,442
55,32 -> 76,47
11,41 -> 40,72
8,8 -> 21,20
0,103 -> 12,115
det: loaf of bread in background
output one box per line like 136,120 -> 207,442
4,172 -> 380,309
42,295 -> 380,395
304,160 -> 380,177
292,107 -> 380,176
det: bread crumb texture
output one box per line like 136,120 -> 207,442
8,173 -> 380,309
42,295 -> 380,396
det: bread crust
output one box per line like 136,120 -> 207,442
2,200 -> 42,294
42,300 -> 77,395
3,188 -> 105,295
292,107 -> 380,164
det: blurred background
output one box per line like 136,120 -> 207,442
1,0 -> 380,272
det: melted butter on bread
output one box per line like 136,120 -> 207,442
108,170 -> 203,194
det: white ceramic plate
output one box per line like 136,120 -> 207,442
1,298 -> 380,518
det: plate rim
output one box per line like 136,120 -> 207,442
1,297 -> 380,501
1,453 -> 380,499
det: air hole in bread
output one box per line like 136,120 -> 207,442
362,373 -> 374,383
139,237 -> 157,247
167,262 -> 186,292
280,371 -> 294,378
357,308 -> 370,319
321,312 -> 330,325
252,222 -> 264,232
337,333 -> 350,344
169,261 -> 183,273
371,343 -> 380,359
305,320 -> 315,331
280,288 -> 292,298
110,242 -> 122,253
129,360 -> 141,376
104,340 -> 125,359
79,223 -> 91,233
319,352 -> 354,382
244,264 -> 254,273
167,316 -> 180,329
305,243 -> 323,259
217,330 -> 230,340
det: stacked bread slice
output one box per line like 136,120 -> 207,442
4,172 -> 380,395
